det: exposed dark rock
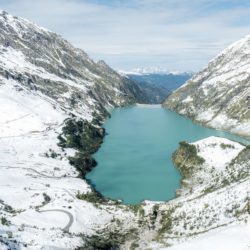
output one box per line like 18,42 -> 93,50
172,141 -> 205,178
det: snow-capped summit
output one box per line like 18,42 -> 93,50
0,9 -> 50,33
119,67 -> 192,76
164,33 -> 250,138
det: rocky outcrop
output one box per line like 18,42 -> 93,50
57,118 -> 105,177
172,137 -> 248,197
172,141 -> 205,178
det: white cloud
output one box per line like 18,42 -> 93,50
0,0 -> 250,71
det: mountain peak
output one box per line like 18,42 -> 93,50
0,9 -> 50,34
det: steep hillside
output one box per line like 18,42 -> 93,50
163,34 -> 250,138
0,11 -> 148,249
127,137 -> 250,249
0,10 -> 148,122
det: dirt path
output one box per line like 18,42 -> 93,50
39,209 -> 74,232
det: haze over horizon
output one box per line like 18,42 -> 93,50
1,0 -> 250,71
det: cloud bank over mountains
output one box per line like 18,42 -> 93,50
1,0 -> 250,71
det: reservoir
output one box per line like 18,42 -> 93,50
86,105 -> 248,204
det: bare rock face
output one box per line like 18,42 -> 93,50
163,34 -> 250,138
0,10 -> 148,122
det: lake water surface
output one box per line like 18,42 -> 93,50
87,105 -> 248,204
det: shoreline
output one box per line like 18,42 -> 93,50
80,106 -> 249,205
162,105 -> 250,143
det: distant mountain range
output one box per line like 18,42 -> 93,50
119,67 -> 193,75
121,70 -> 192,103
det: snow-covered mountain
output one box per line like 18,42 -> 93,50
0,10 -> 148,249
0,9 -> 148,250
164,34 -> 250,138
0,10 -> 249,250
0,10 -> 148,121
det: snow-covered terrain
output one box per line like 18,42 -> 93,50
161,33 -> 250,249
0,78 -> 140,249
1,93 -> 249,249
0,10 -> 143,249
0,10 -> 249,250
164,34 -> 250,138
166,220 -> 250,250
128,136 -> 249,250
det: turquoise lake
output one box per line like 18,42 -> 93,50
86,105 -> 248,204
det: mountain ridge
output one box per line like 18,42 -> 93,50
0,10 -> 149,122
163,33 -> 250,138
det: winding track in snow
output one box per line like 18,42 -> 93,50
0,165 -> 71,179
38,209 -> 74,232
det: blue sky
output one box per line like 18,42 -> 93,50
1,0 -> 250,71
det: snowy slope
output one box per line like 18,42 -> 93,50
0,10 -> 144,249
0,78 -> 139,249
136,137 -> 250,250
164,34 -> 250,138
0,66 -> 249,250
0,10 -> 249,250
165,219 -> 250,250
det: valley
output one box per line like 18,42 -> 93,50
122,70 -> 192,104
0,10 -> 249,250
